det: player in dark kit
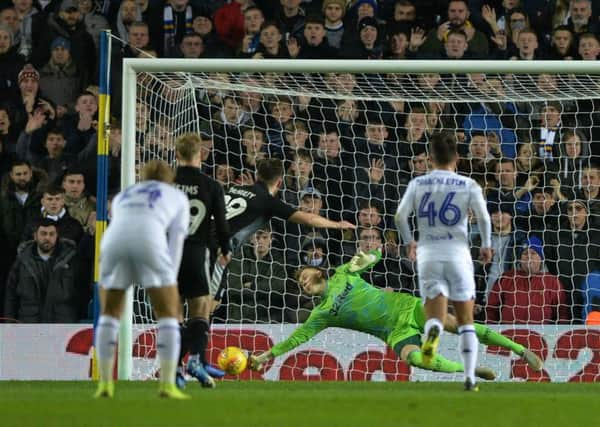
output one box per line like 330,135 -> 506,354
173,134 -> 231,389
210,157 -> 356,307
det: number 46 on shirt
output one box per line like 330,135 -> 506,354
418,191 -> 462,227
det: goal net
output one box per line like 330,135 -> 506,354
122,58 -> 600,382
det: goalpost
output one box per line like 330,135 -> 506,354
118,57 -> 600,381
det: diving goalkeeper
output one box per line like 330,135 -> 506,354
249,250 -> 542,377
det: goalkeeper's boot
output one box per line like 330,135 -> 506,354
521,349 -> 543,372
175,368 -> 186,390
94,381 -> 114,399
464,378 -> 480,392
474,366 -> 496,381
421,325 -> 440,366
186,359 -> 216,388
204,363 -> 226,379
158,383 -> 191,400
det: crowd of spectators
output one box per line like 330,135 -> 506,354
0,0 -> 599,325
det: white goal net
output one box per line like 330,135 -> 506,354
122,59 -> 600,382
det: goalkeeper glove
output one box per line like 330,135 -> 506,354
249,352 -> 271,371
348,251 -> 378,273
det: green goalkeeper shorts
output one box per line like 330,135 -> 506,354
388,294 -> 425,354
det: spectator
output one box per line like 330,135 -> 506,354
77,0 -> 109,49
282,119 -> 310,159
457,130 -> 497,178
61,91 -> 97,154
577,32 -> 600,60
486,236 -> 570,324
341,16 -> 383,59
385,25 -> 411,59
111,0 -> 141,45
39,37 -> 88,117
32,0 -> 96,73
238,6 -> 265,55
552,129 -> 590,199
282,149 -> 318,206
0,106 -> 19,170
574,164 -> 599,204
21,184 -> 83,243
147,0 -> 195,57
545,199 -> 600,322
0,23 -> 25,103
515,185 -> 562,238
419,0 -> 489,58
312,127 -> 356,219
322,0 -> 346,49
61,168 -> 94,229
0,160 -> 45,264
179,33 -> 207,58
487,158 -> 536,213
473,203 -> 522,303
4,218 -> 82,323
388,0 -> 416,27
11,64 -> 56,135
275,0 -> 305,41
514,142 -> 544,186
192,13 -> 230,57
288,16 -> 338,59
252,22 -> 288,59
548,25 -> 576,59
36,127 -> 73,182
213,0 -> 250,51
510,28 -> 540,60
226,227 -> 287,323
566,0 -> 598,37
12,0 -> 44,60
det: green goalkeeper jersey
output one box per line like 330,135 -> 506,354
270,251 -> 420,357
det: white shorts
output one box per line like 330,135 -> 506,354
417,258 -> 475,302
99,230 -> 176,290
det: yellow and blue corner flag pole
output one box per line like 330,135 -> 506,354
91,29 -> 112,380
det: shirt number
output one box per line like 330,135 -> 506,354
224,195 -> 247,220
418,191 -> 461,227
188,199 -> 207,235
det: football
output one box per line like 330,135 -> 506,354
217,346 -> 248,375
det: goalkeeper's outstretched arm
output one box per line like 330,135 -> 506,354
249,310 -> 328,370
337,249 -> 383,275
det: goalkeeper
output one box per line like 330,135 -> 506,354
250,250 -> 542,377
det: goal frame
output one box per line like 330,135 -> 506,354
119,58 -> 600,380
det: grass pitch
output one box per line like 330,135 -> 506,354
0,381 -> 598,427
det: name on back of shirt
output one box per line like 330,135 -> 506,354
418,177 -> 466,186
175,184 -> 198,195
229,187 -> 256,199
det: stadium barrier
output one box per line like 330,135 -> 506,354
0,324 -> 598,382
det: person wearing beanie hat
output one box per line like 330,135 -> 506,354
354,0 -> 378,17
487,234 -> 569,324
323,0 -> 347,49
39,34 -> 86,115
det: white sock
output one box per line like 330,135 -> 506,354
157,317 -> 180,385
424,318 -> 443,338
458,324 -> 478,383
95,315 -> 119,383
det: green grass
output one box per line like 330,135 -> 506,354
0,381 -> 598,427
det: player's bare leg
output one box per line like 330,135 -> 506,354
398,344 -> 496,380
147,286 -> 190,399
94,288 -> 126,398
422,294 -> 447,366
453,299 -> 479,391
444,314 -> 543,372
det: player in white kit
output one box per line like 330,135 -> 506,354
95,160 -> 191,400
395,133 -> 492,391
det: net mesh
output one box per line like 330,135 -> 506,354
129,66 -> 600,381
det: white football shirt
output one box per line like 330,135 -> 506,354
108,180 -> 190,270
395,169 -> 491,261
